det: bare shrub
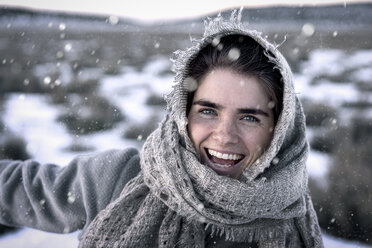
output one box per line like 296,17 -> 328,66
57,94 -> 124,134
62,139 -> 95,153
122,114 -> 160,142
64,78 -> 100,94
356,81 -> 372,92
309,69 -> 353,85
309,117 -> 372,245
342,100 -> 372,109
49,76 -> 100,104
310,129 -> 338,153
303,102 -> 338,127
0,119 -> 30,161
145,93 -> 166,106
0,223 -> 17,235
0,69 -> 44,94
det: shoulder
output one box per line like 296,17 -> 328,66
73,148 -> 140,168
74,148 -> 142,204
64,148 -> 141,189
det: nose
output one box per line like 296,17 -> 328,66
212,117 -> 239,145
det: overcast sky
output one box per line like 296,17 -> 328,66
0,0 -> 370,22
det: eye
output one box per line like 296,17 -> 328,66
199,108 -> 216,116
242,115 -> 259,123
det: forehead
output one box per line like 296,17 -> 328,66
193,69 -> 270,108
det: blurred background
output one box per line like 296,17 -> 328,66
0,0 -> 371,247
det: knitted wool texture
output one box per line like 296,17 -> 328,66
79,12 -> 324,248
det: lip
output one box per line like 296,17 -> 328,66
202,147 -> 246,178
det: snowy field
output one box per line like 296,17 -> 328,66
1,227 -> 372,248
0,48 -> 371,247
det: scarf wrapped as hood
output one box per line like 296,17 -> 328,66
79,11 -> 324,248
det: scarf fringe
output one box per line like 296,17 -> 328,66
205,220 -> 294,243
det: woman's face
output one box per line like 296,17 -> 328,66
187,68 -> 275,179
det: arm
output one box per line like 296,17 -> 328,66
0,148 -> 140,233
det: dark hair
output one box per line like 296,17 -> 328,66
186,34 -> 283,124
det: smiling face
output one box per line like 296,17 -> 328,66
187,68 -> 275,179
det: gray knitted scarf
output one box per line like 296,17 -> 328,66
79,12 -> 324,248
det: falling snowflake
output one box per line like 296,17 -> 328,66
212,36 -> 221,47
56,51 -> 64,58
302,23 -> 315,37
18,94 -> 25,100
292,47 -> 299,55
268,101 -> 275,109
44,76 -> 51,85
228,48 -> 241,61
196,203 -> 204,211
64,43 -> 72,52
272,157 -> 280,165
108,16 -> 119,25
67,192 -> 76,204
183,77 -> 198,92
59,23 -> 66,31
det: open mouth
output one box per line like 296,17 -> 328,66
205,148 -> 244,168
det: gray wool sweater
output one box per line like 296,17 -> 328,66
0,148 -> 141,234
0,148 -> 263,247
0,148 -> 304,247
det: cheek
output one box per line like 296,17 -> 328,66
242,130 -> 273,152
188,117 -> 211,147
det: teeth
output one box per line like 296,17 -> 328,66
215,163 -> 232,168
208,149 -> 243,161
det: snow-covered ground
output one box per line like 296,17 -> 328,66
1,227 -> 371,248
1,50 -> 371,247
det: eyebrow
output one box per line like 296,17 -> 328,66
193,100 -> 221,109
193,100 -> 269,117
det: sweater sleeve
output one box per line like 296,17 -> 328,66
0,148 -> 141,233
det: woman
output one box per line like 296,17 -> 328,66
0,13 -> 323,247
